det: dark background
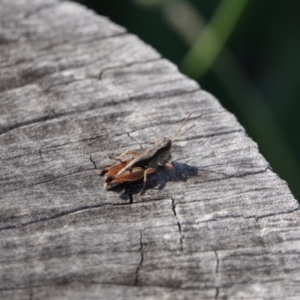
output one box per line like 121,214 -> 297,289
74,0 -> 300,201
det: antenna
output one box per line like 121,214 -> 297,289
171,113 -> 196,142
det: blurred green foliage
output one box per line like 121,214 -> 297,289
75,0 -> 300,201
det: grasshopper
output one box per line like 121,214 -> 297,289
100,113 -> 195,194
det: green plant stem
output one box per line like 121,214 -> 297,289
182,0 -> 249,78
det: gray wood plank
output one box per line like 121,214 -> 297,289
0,0 -> 299,299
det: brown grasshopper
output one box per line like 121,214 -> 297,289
100,113 -> 195,194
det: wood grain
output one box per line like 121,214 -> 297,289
0,0 -> 299,299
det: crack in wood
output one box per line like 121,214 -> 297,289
255,207 -> 299,222
134,230 -> 144,286
215,287 -> 219,300
186,129 -> 244,141
28,288 -> 33,300
41,77 -> 98,95
196,168 -> 232,178
2,167 -> 285,232
214,250 -> 219,274
113,110 -> 226,139
0,281 -> 218,292
199,167 -> 272,184
37,31 -> 127,53
182,206 -> 300,230
171,197 -> 184,251
89,155 -> 97,169
5,168 -> 95,193
0,202 -> 131,232
0,111 -> 80,135
0,89 -> 200,136
125,87 -> 201,104
98,58 -> 161,79
213,250 -> 220,300
0,115 -> 61,135
1,198 -> 182,233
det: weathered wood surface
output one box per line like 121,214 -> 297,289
1,0 -> 300,299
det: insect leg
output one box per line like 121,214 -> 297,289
114,149 -> 140,161
140,167 -> 156,195
162,162 -> 178,173
100,158 -> 133,177
161,162 -> 185,178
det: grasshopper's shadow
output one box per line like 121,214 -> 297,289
117,162 -> 198,199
